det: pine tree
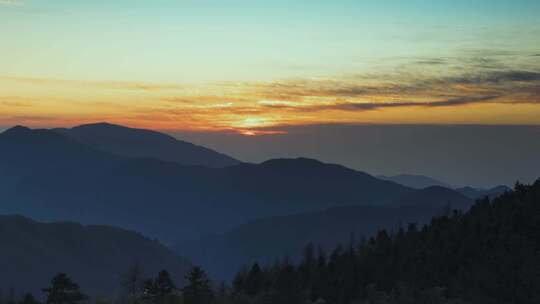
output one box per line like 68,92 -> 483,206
19,294 -> 40,304
182,267 -> 214,304
244,263 -> 264,296
42,273 -> 87,304
142,270 -> 176,304
120,261 -> 144,299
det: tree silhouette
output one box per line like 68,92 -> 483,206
120,261 -> 144,298
182,267 -> 213,304
19,294 -> 39,304
244,263 -> 264,296
42,273 -> 87,304
143,270 -> 176,304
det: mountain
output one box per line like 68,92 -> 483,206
174,186 -> 473,280
54,122 -> 240,168
0,125 -> 412,244
0,215 -> 191,297
377,174 -> 451,189
219,158 -> 412,207
456,185 -> 510,199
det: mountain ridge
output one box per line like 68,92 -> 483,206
0,124 -> 412,243
53,122 -> 241,168
377,174 -> 451,189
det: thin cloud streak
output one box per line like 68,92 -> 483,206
1,66 -> 540,133
284,96 -> 501,112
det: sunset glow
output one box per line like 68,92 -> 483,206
1,0 -> 539,134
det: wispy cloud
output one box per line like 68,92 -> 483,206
276,95 -> 502,112
1,63 -> 539,133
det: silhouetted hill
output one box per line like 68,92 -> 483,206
0,215 -> 191,297
0,126 -> 412,243
377,174 -> 451,189
219,158 -> 410,206
54,122 -> 240,167
174,186 -> 473,279
456,185 -> 510,199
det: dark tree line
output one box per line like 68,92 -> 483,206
0,266 -> 214,304
117,266 -> 214,304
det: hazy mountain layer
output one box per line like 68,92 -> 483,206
0,125 -> 411,244
0,215 -> 191,297
175,186 -> 473,279
377,174 -> 451,189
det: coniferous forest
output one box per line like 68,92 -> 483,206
2,180 -> 539,304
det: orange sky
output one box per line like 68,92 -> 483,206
1,70 -> 539,135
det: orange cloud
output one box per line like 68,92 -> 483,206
1,68 -> 540,135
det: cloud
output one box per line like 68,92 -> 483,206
257,95 -> 502,113
246,69 -> 540,104
320,96 -> 501,111
415,58 -> 447,65
240,68 -> 540,119
446,70 -> 540,85
2,56 -> 539,132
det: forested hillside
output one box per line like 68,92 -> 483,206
231,180 -> 539,304
2,181 -> 537,304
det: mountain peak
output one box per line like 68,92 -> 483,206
1,125 -> 32,136
72,122 -> 133,130
56,122 -> 241,167
0,125 -> 66,144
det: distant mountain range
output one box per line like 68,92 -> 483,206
0,124 -> 411,243
455,185 -> 511,199
174,186 -> 474,279
0,215 -> 191,297
378,174 -> 509,199
0,122 -> 511,284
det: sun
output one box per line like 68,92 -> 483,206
237,117 -> 271,128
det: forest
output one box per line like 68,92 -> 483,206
2,179 -> 539,304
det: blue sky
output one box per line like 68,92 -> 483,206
2,0 -> 539,83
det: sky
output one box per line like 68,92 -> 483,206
1,0 -> 539,133
1,0 -> 539,186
